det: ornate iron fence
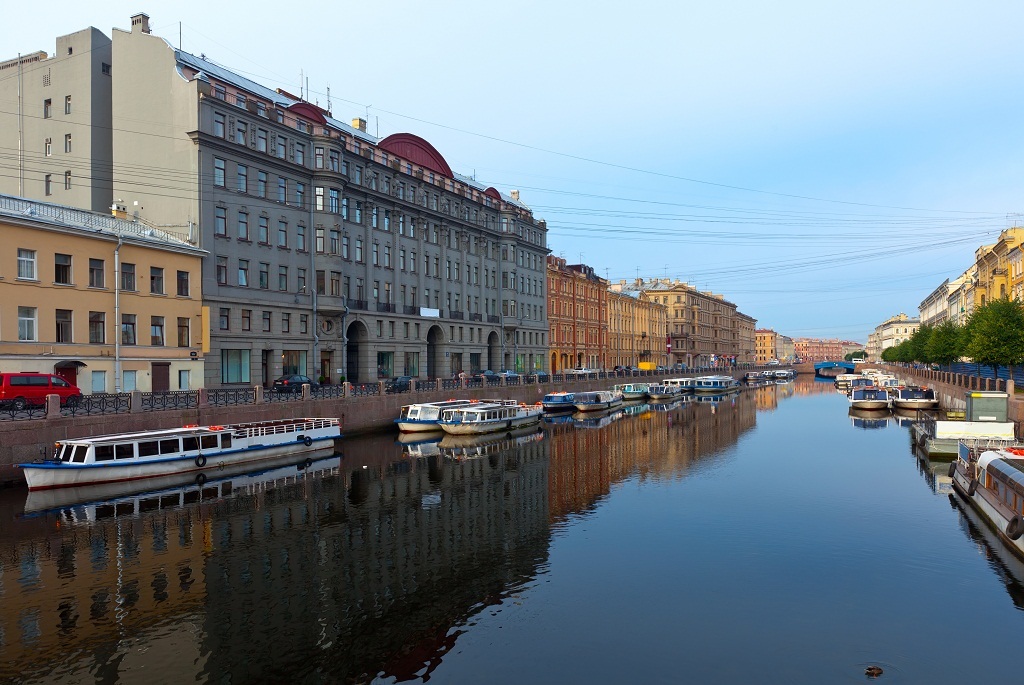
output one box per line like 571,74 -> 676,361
417,380 -> 438,392
441,379 -> 461,391
466,378 -> 483,389
140,390 -> 200,412
208,388 -> 256,406
0,404 -> 48,421
350,383 -> 381,397
486,377 -> 502,387
264,389 -> 304,403
311,385 -> 346,400
63,393 -> 131,417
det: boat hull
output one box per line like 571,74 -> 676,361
439,412 -> 541,435
395,419 -> 445,433
891,399 -> 938,410
575,398 -> 624,412
849,400 -> 889,410
952,464 -> 1024,559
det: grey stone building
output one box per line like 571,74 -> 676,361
3,13 -> 549,387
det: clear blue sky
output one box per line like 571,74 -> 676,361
5,1 -> 1022,343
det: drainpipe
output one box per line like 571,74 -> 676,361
114,222 -> 123,392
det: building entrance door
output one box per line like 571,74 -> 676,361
152,363 -> 170,392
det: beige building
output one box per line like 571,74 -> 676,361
777,335 -> 795,363
918,279 -> 950,327
610,278 -> 755,368
0,194 -> 206,392
866,313 -> 919,360
607,289 -> 668,369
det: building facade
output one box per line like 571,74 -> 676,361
3,14 -> 549,386
0,194 -> 205,392
866,313 -> 920,360
918,279 -> 950,327
794,338 -> 860,362
754,329 -> 778,363
607,290 -> 668,369
547,257 -> 608,371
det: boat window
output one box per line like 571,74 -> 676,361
54,444 -> 67,461
201,435 -> 218,450
72,445 -> 88,463
114,443 -> 135,460
95,445 -> 114,461
160,439 -> 180,454
183,436 -> 200,451
221,435 -> 232,449
138,440 -> 160,457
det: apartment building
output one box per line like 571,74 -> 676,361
2,14 -> 548,386
794,338 -> 859,362
607,289 -> 669,369
0,194 -> 205,392
755,329 -> 778,363
548,257 -> 608,371
865,313 -> 919,360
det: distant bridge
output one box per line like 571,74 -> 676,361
814,361 -> 856,377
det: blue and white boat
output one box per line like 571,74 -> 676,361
396,399 -> 474,432
542,391 -> 576,412
574,390 -> 623,412
18,418 -> 341,491
614,383 -> 650,400
692,375 -> 741,394
437,401 -> 542,435
646,384 -> 682,401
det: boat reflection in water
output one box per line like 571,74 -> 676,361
573,406 -> 626,429
849,407 -> 891,429
950,491 -> 1024,611
396,430 -> 443,458
439,424 -> 544,460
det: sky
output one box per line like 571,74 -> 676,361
5,1 -> 1023,343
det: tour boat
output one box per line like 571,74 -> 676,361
646,384 -> 682,401
834,373 -> 860,390
17,418 -> 341,491
395,399 -> 475,432
773,369 -> 795,380
614,383 -> 650,400
848,387 -> 890,410
437,401 -> 542,435
891,386 -> 938,411
692,375 -> 741,394
663,377 -> 697,392
951,444 -> 1024,557
574,390 -> 624,412
542,391 -> 576,412
846,377 -> 874,395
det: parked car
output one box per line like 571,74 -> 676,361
385,376 -> 413,393
530,371 -> 551,382
271,374 -> 318,393
497,370 -> 520,380
0,372 -> 82,409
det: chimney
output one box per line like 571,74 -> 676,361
351,118 -> 367,132
511,190 -> 520,201
130,13 -> 151,34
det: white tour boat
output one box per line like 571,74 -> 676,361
848,387 -> 890,410
891,386 -> 938,411
437,401 -> 542,435
663,377 -> 697,392
646,384 -> 682,401
574,390 -> 624,412
18,418 -> 341,491
951,444 -> 1024,557
834,373 -> 860,390
692,375 -> 741,394
614,383 -> 650,400
395,399 -> 475,432
542,391 -> 576,412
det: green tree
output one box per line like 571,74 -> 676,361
844,351 -> 867,362
963,298 -> 1024,380
926,320 -> 964,368
905,324 -> 933,364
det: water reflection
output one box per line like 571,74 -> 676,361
0,385 -> 756,683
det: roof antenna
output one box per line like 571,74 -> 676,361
326,84 -> 332,116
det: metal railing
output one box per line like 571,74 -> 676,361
350,382 -> 381,396
265,389 -> 304,403
441,378 -> 460,391
208,388 -> 256,406
63,393 -> 131,417
311,384 -> 346,400
140,390 -> 200,412
0,404 -> 48,421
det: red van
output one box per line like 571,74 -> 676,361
0,372 -> 82,409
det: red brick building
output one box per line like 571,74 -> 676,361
547,256 -> 609,372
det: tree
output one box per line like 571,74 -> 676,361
963,298 -> 1024,380
926,320 -> 964,368
845,351 -> 867,362
905,324 -> 933,364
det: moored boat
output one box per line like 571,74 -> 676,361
542,391 -> 576,412
614,383 -> 650,400
891,386 -> 938,411
395,399 -> 474,432
663,377 -> 696,392
692,375 -> 741,394
848,387 -> 890,410
951,443 -> 1024,558
646,384 -> 682,401
17,418 -> 341,491
437,401 -> 542,435
574,390 -> 624,412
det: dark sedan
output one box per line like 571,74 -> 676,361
385,376 -> 413,393
272,374 -> 317,393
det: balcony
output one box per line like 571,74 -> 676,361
403,305 -> 419,315
487,315 -> 501,324
377,302 -> 396,313
449,310 -> 464,320
349,299 -> 368,311
470,313 -> 482,322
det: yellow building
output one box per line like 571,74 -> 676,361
607,289 -> 668,369
974,228 -> 1024,306
0,194 -> 206,392
755,329 -> 778,363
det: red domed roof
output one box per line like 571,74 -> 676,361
378,133 -> 453,178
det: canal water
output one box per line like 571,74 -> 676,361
2,377 -> 1023,684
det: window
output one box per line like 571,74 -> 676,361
282,313 -> 290,333
372,242 -> 379,266
297,268 -> 306,291
221,349 -> 251,384
215,207 -> 227,235
213,84 -> 226,100
89,259 -> 104,288
295,182 -> 305,207
17,249 -> 36,279
297,225 -> 306,251
151,316 -> 165,346
17,307 -> 37,341
44,174 -> 52,195
43,99 -> 51,118
102,62 -> 111,76
342,198 -> 349,220
237,164 -> 247,192
45,138 -> 51,156
177,317 -> 189,346
150,266 -> 164,294
258,216 -> 269,243
384,245 -> 391,268
259,262 -> 269,289
262,311 -> 271,332
241,309 -> 251,331
176,270 -> 190,296
354,167 -> 362,184
372,207 -> 378,229
64,95 -> 71,114
342,236 -> 350,259
54,254 -> 72,284
277,221 -> 288,247
316,227 -> 325,253
278,266 -> 288,291
236,120 -> 247,145
330,271 -> 340,296
213,157 -> 225,186
329,188 -> 339,213
277,135 -> 286,159
89,312 -> 105,343
330,229 -> 340,254
316,270 -> 326,295
216,256 -> 227,285
219,308 -> 230,330
383,210 -> 390,231
400,248 -> 406,271
300,314 -> 308,334
315,147 -> 324,168
295,143 -> 305,166
121,263 -> 136,291
315,186 -> 325,211
237,211 -> 249,240
121,314 -> 137,345
64,134 -> 71,153
355,201 -> 363,223
278,178 -> 287,202
329,149 -> 340,171
55,309 -> 72,343
257,171 -> 267,197
355,238 -> 363,262
257,128 -> 268,152
213,111 -> 225,137
64,171 -> 71,190
238,259 -> 249,287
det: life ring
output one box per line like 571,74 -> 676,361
195,472 -> 207,486
948,462 -> 958,478
303,436 -> 313,447
1007,515 -> 1024,541
195,454 -> 207,468
967,478 -> 978,496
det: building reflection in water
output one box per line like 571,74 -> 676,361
0,386 -> 770,683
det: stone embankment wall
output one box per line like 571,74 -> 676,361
0,368 -> 785,487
